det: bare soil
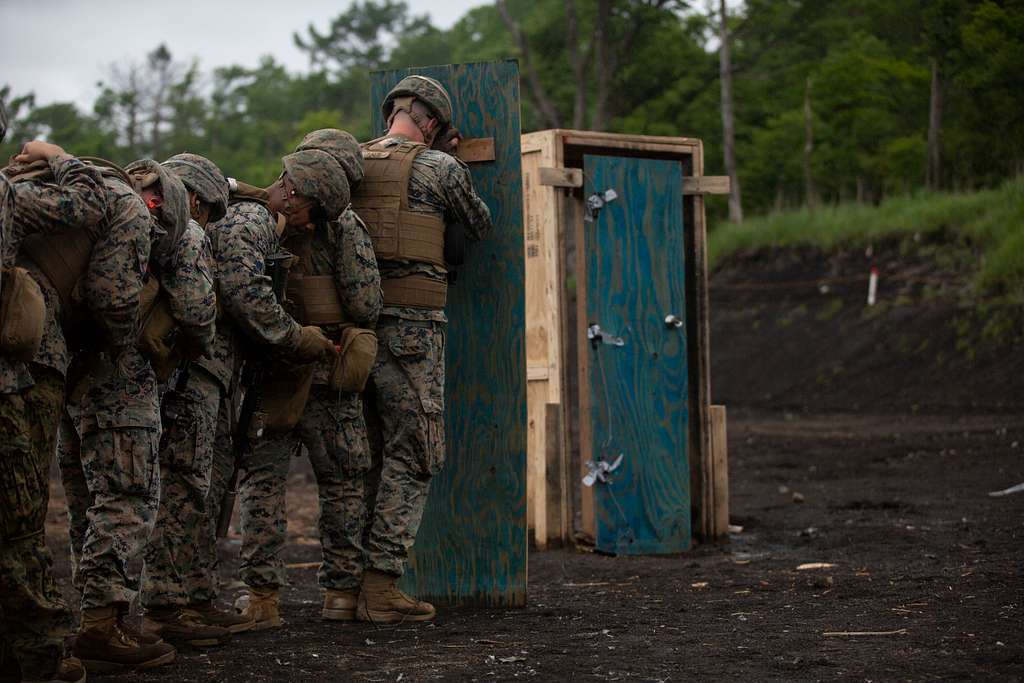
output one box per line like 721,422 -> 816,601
38,244 -> 1024,681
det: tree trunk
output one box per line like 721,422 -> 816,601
565,0 -> 588,129
803,75 -> 817,208
496,0 -> 562,129
718,0 -> 743,223
592,0 -> 612,131
926,59 -> 943,190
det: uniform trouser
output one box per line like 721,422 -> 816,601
239,386 -> 370,591
0,368 -> 71,679
197,399 -> 235,603
141,367 -> 221,608
361,317 -> 446,578
57,351 -> 162,611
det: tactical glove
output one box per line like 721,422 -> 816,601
294,325 -> 337,362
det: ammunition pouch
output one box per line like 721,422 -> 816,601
381,275 -> 447,309
353,141 -> 446,267
329,327 -> 378,393
138,278 -> 181,383
258,361 -> 316,434
0,267 -> 46,361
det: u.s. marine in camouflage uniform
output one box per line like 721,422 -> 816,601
237,129 -> 382,625
135,154 -> 241,648
350,76 -> 492,623
0,124 -> 105,682
194,148 -> 350,629
55,160 -> 183,672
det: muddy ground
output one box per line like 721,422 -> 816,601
40,244 -> 1024,681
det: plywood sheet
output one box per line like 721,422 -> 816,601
370,61 -> 526,606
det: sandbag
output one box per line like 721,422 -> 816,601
0,267 -> 45,361
329,327 -> 378,393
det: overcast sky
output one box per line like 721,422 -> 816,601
1,0 -> 486,109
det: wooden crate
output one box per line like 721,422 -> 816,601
520,129 -> 728,549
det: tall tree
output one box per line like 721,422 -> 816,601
718,0 -> 742,222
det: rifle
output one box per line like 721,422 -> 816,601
216,252 -> 293,538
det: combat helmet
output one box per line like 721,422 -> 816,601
295,129 -> 363,189
281,148 -> 349,222
381,75 -> 453,139
162,153 -> 230,223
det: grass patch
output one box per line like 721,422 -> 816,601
709,177 -> 1024,301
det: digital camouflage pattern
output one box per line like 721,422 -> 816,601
140,219 -> 218,608
160,220 -> 217,358
0,368 -> 72,680
125,158 -> 190,271
142,366 -> 221,607
58,175 -> 161,611
239,207 -> 381,591
296,129 -> 364,188
382,75 -> 453,129
281,149 -> 349,221
240,388 -> 372,591
355,137 -> 490,580
1,155 -> 107,393
198,396 -> 235,603
196,198 -> 300,392
162,153 -> 230,223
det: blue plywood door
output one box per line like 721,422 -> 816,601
370,62 -> 526,606
583,155 -> 691,555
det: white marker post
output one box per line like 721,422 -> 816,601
867,267 -> 878,306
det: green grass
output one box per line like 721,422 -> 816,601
709,177 -> 1024,300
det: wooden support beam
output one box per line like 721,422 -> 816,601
710,405 -> 730,539
544,403 -> 564,546
683,176 -> 731,195
457,137 -> 496,163
539,166 -> 583,188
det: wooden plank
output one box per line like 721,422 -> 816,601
544,403 -> 563,545
710,405 -> 729,539
683,176 -> 730,195
527,381 -> 548,548
458,137 -> 496,163
574,186 -> 596,543
564,135 -> 699,157
552,129 -> 702,148
583,155 -> 691,555
371,61 -> 526,606
539,167 -> 583,188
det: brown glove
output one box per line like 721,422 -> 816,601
293,325 -> 338,362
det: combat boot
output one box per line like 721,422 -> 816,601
21,657 -> 86,683
356,569 -> 436,623
72,605 -> 176,673
233,588 -> 282,631
143,606 -> 232,647
187,599 -> 256,634
322,589 -> 359,621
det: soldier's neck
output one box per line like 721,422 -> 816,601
388,119 -> 424,143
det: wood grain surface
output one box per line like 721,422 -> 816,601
370,61 -> 527,606
582,155 -> 692,555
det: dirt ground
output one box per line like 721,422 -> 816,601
38,244 -> 1024,681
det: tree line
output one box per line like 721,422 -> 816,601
2,0 -> 1022,224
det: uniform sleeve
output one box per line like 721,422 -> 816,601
440,156 -> 493,242
335,211 -> 382,326
217,206 -> 301,350
82,190 -> 150,349
11,154 -> 107,236
161,223 -> 216,357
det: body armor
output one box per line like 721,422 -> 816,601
351,139 -> 447,310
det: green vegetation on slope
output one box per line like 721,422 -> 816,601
709,177 -> 1024,301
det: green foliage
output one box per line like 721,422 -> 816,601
710,177 -> 1024,303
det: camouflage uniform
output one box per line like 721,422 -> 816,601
240,209 -> 381,591
57,172 -> 160,612
360,135 -> 492,579
141,221 -> 218,608
1,151 -> 107,679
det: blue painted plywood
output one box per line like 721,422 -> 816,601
370,61 -> 526,606
583,155 -> 691,555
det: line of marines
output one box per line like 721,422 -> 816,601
0,75 -> 492,681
